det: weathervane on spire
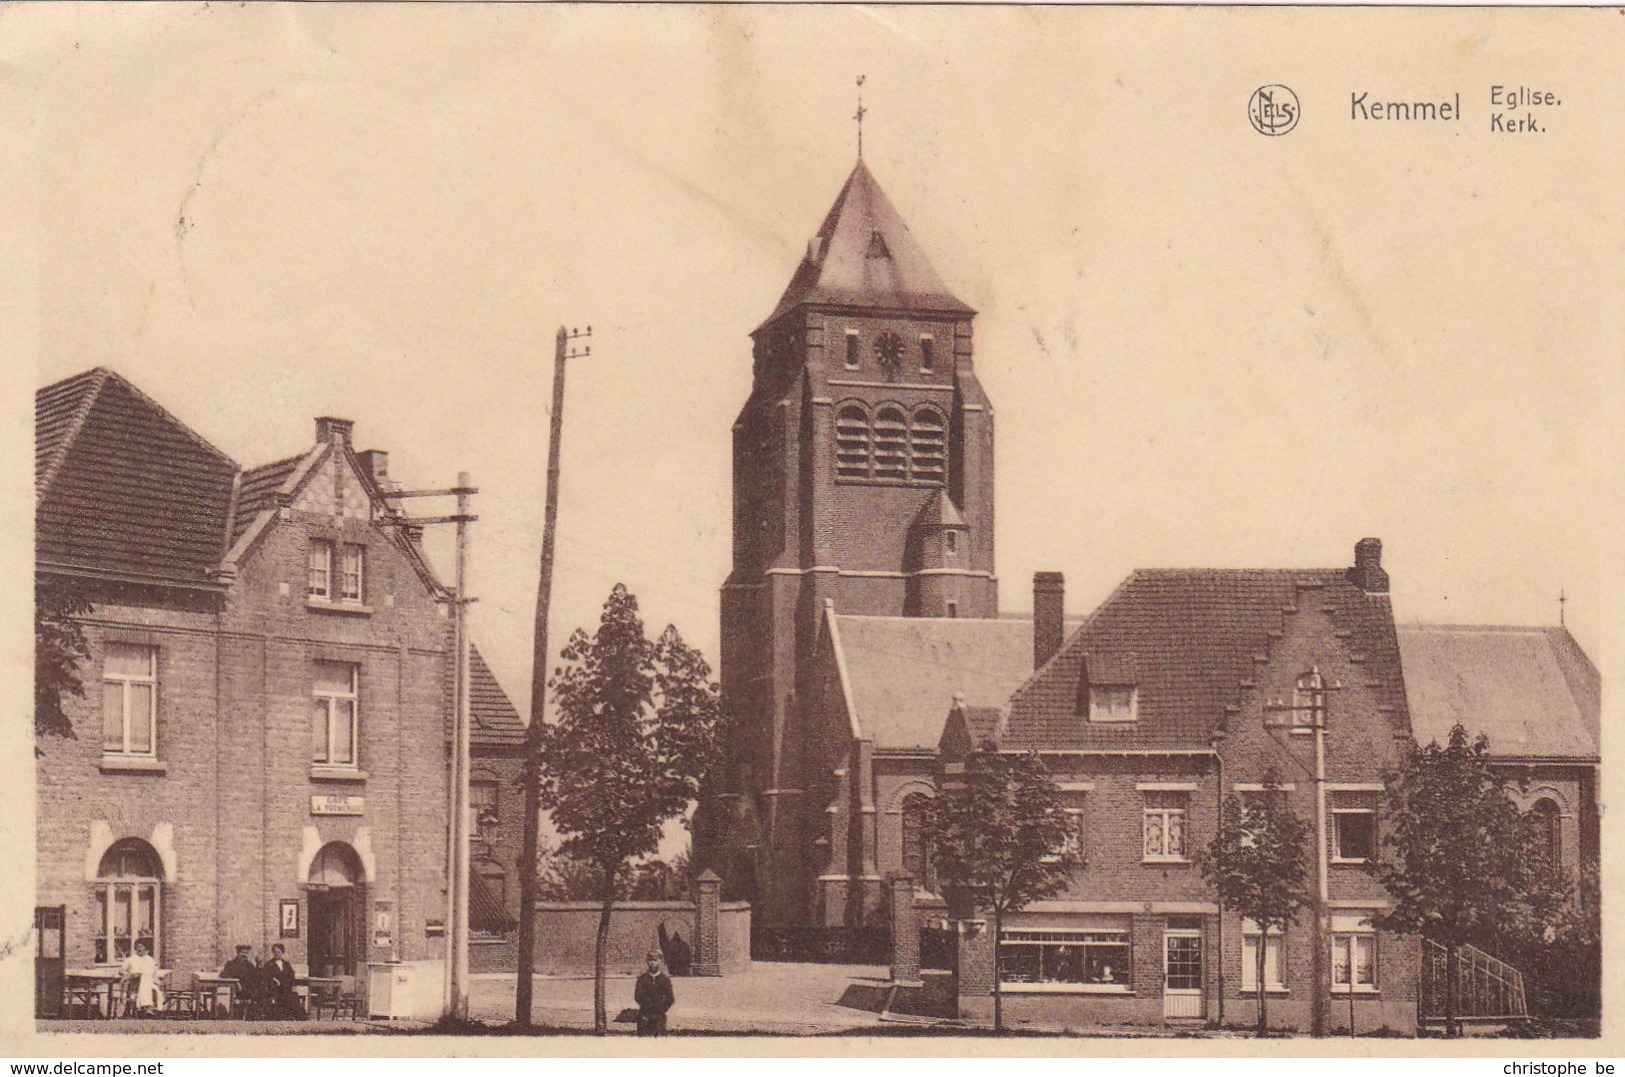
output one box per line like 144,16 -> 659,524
854,75 -> 867,159
1559,588 -> 1567,626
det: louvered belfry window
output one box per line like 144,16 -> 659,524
835,405 -> 872,479
872,407 -> 909,480
833,402 -> 948,487
909,407 -> 946,483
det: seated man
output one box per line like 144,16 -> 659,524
219,944 -> 259,1013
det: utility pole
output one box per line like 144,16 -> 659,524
1310,672 -> 1329,1038
392,473 -> 478,1021
516,325 -> 591,1026
1264,669 -> 1337,1037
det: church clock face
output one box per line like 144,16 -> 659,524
874,332 -> 905,378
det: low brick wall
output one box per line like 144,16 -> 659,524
491,900 -> 750,977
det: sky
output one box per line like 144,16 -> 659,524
7,4 -> 1618,717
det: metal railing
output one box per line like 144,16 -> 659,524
1420,939 -> 1528,1020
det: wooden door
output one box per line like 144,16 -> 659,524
35,905 -> 65,1018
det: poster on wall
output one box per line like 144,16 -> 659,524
373,900 -> 394,950
279,899 -> 300,939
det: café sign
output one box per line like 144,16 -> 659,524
311,794 -> 364,816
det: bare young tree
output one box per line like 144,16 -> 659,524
534,584 -> 721,1033
1198,769 -> 1311,1036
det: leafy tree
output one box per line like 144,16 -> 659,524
1514,857 -> 1600,1021
35,578 -> 92,741
534,584 -> 721,1033
923,743 -> 1079,1033
1375,724 -> 1569,1037
1198,770 -> 1311,1036
534,842 -> 695,903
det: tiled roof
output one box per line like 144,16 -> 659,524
832,614 -> 1041,752
760,160 -> 973,329
1004,568 -> 1410,751
37,367 -> 239,586
471,646 -> 527,747
1397,624 -> 1598,761
36,368 -> 106,499
230,453 -> 306,545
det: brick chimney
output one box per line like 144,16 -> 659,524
1351,537 -> 1389,594
315,416 -> 354,447
356,449 -> 391,488
1033,571 -> 1065,669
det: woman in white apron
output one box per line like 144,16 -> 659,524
120,941 -> 165,1015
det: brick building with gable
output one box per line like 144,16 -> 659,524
35,368 -> 522,994
935,546 -> 1421,1031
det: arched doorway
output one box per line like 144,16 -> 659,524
306,842 -> 366,977
95,838 -> 162,965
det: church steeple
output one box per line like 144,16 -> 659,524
759,161 -> 973,331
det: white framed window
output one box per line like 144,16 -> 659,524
1331,792 -> 1378,862
1241,920 -> 1286,992
1331,913 -> 1378,992
339,544 -> 365,602
312,661 -> 359,767
94,839 -> 162,965
998,923 -> 1132,990
308,540 -> 334,598
101,643 -> 158,757
1089,686 -> 1137,723
1043,793 -> 1089,864
1143,791 -> 1188,861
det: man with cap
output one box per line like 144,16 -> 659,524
220,944 -> 261,1016
633,949 -> 674,1035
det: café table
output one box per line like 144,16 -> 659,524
299,977 -> 343,1019
63,969 -> 118,1018
195,974 -> 239,1018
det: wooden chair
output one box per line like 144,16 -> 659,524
334,975 -> 362,1020
62,978 -> 102,1018
307,978 -> 339,1021
163,971 -> 199,1016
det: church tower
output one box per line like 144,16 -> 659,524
713,160 -> 997,924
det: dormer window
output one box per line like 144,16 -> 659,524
1089,686 -> 1137,723
945,530 -> 959,557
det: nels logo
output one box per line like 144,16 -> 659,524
1249,84 -> 1300,136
